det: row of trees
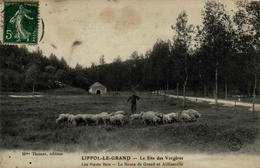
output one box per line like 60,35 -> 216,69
0,1 -> 259,109
88,2 -> 259,90
0,46 -> 89,92
85,1 -> 259,109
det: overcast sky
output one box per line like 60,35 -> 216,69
28,0 -> 237,67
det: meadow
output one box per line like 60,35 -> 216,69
0,90 -> 259,153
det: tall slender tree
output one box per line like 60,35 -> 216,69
234,1 -> 260,112
25,64 -> 40,93
99,55 -> 106,65
200,1 -> 234,105
171,11 -> 193,108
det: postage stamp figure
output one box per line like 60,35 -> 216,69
3,1 -> 39,44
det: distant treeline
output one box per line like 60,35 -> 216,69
0,1 -> 259,98
0,46 -> 85,92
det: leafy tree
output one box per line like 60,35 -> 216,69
234,1 -> 260,112
99,55 -> 106,65
25,64 -> 40,93
75,63 -> 83,71
55,69 -> 66,82
200,1 -> 234,104
113,55 -> 122,63
45,65 -> 56,73
60,57 -> 69,69
171,11 -> 194,107
130,51 -> 139,60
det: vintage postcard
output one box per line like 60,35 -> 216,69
0,0 -> 260,168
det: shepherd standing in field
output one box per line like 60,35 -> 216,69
127,92 -> 140,114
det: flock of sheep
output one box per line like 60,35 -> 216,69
56,109 -> 201,127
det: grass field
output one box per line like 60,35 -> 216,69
0,91 -> 259,153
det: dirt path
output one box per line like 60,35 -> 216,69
162,94 -> 260,111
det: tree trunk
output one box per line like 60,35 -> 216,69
32,82 -> 35,95
225,79 -> 228,100
252,73 -> 257,113
20,83 -> 23,92
177,82 -> 179,98
215,66 -> 218,105
204,84 -> 207,97
183,76 -> 188,108
183,54 -> 188,109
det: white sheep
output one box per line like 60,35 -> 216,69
182,109 -> 201,121
69,114 -> 90,126
162,114 -> 172,124
80,114 -> 99,126
178,112 -> 193,122
66,114 -> 98,126
93,112 -> 111,125
109,113 -> 126,126
112,110 -> 126,115
167,112 -> 179,122
56,113 -> 74,124
186,109 -> 201,118
177,110 -> 200,122
141,111 -> 163,125
56,112 -> 111,126
162,112 -> 179,124
129,112 -> 143,124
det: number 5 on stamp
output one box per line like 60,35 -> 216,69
3,1 -> 39,44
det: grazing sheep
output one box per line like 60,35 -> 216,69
141,111 -> 162,125
162,112 -> 179,124
112,110 -> 125,115
186,109 -> 201,118
129,112 -> 143,124
109,114 -> 126,126
154,112 -> 163,124
81,114 -> 98,126
167,112 -> 179,122
182,109 -> 201,121
69,114 -> 88,126
162,114 -> 172,124
56,114 -> 74,124
67,114 -> 98,126
178,112 -> 193,122
93,112 -> 111,125
56,113 -> 111,126
56,109 -> 200,127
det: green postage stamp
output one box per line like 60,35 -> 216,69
2,1 -> 39,44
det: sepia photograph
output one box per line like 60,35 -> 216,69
0,0 -> 259,167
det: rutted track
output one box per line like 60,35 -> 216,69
162,94 -> 260,111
